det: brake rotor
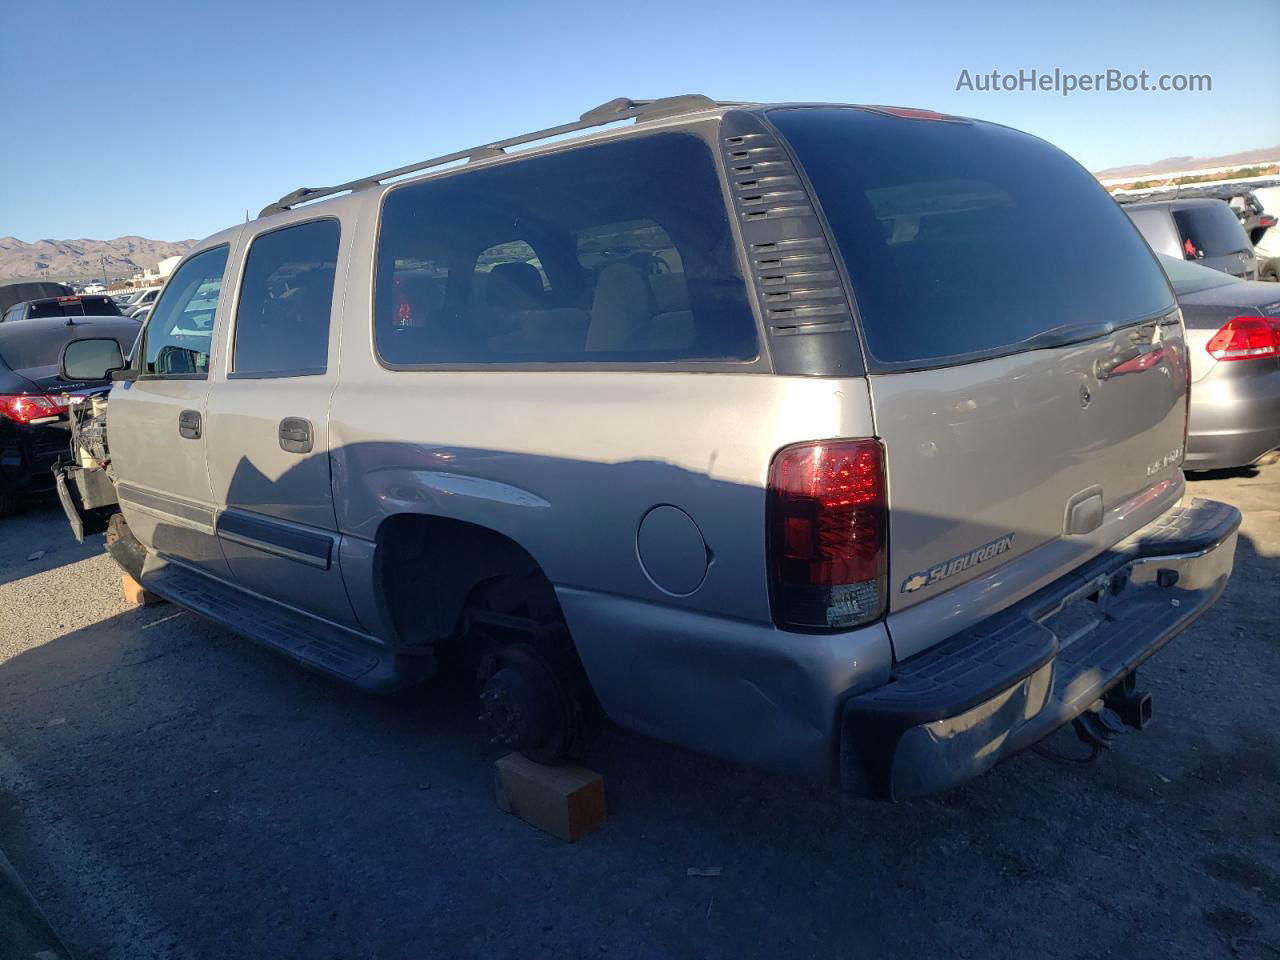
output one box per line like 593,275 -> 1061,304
477,644 -> 578,763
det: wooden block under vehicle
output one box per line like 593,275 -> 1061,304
494,753 -> 606,842
121,573 -> 162,607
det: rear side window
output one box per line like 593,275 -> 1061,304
1173,205 -> 1250,259
27,296 -> 123,319
233,219 -> 340,376
375,133 -> 757,366
142,246 -> 229,376
769,108 -> 1175,368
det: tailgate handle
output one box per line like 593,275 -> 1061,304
1096,345 -> 1165,380
177,409 -> 202,439
279,417 -> 313,454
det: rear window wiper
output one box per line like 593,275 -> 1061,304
1017,320 -> 1117,351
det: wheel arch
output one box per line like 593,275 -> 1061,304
372,511 -> 553,655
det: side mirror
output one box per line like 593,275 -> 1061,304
60,338 -> 125,382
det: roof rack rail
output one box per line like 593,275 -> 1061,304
257,94 -> 737,217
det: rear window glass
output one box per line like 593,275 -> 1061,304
375,133 -> 757,366
769,108 -> 1175,368
0,321 -> 140,372
1173,205 -> 1250,259
27,296 -> 123,319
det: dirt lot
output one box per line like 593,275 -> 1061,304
0,467 -> 1277,960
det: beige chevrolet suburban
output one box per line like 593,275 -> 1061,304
54,95 -> 1239,799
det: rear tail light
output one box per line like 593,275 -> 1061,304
767,438 -> 886,631
0,394 -> 69,424
1205,316 -> 1280,361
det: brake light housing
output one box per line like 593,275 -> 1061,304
0,394 -> 69,424
767,438 -> 887,631
1205,316 -> 1280,361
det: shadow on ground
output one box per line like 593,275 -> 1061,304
0,513 -> 1277,959
0,500 -> 101,588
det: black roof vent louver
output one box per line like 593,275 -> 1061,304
718,110 -> 865,377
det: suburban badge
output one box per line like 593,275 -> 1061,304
901,533 -> 1016,593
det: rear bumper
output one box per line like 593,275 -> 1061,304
839,497 -> 1240,799
1186,366 -> 1280,470
0,423 -> 66,495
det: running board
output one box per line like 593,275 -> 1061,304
142,562 -> 403,692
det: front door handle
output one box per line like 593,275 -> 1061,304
279,417 -> 313,454
178,409 -> 202,439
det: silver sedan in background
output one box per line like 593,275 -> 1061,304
1162,254 -> 1280,470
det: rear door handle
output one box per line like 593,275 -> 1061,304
279,417 -> 313,454
178,409 -> 202,439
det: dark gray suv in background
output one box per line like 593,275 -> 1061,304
1124,198 -> 1257,279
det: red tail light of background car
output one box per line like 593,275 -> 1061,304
0,394 -> 69,424
1205,316 -> 1280,361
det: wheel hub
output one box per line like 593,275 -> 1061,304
478,658 -> 558,750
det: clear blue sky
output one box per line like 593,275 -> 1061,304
2,0 -> 1277,242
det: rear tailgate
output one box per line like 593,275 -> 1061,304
869,324 -> 1187,657
770,107 -> 1189,659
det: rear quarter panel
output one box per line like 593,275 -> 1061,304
328,370 -> 876,624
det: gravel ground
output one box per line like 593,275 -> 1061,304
0,468 -> 1277,960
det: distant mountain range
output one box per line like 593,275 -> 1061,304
0,236 -> 195,283
1094,146 -> 1280,180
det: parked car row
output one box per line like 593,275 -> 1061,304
46,96 -> 1243,801
112,285 -> 164,318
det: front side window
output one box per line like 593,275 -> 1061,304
770,107 -> 1176,368
142,246 -> 229,376
375,132 -> 757,365
233,219 -> 340,376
